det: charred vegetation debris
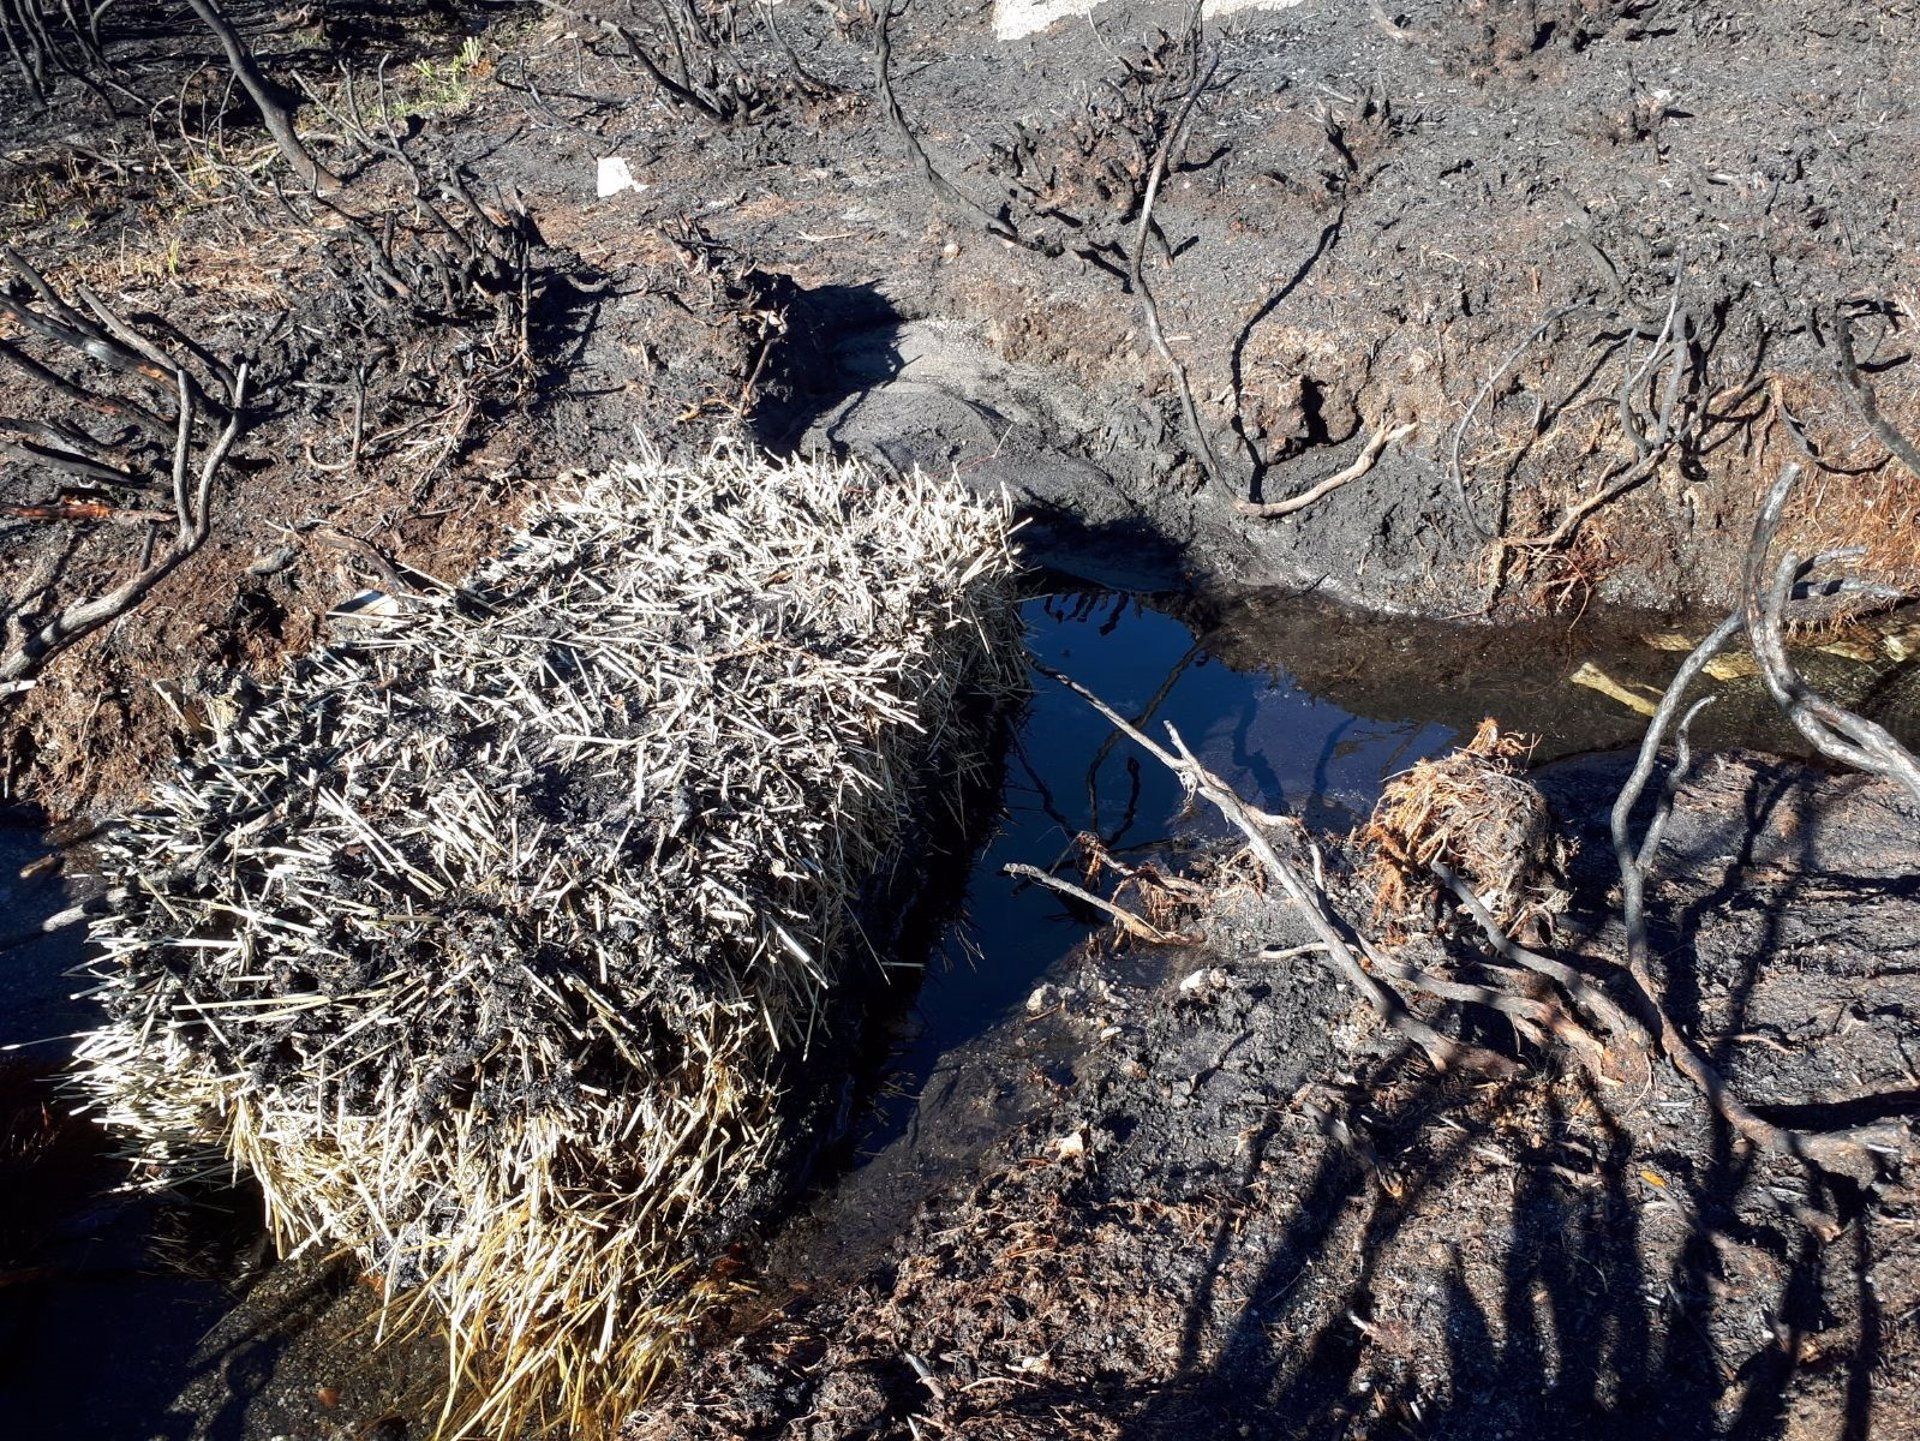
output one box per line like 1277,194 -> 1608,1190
1,0 -> 1919,1435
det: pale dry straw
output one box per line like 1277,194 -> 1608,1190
73,441 -> 1024,1438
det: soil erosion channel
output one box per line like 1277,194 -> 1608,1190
0,582 -> 1700,1438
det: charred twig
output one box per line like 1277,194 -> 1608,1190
1038,661 -> 1476,1073
873,0 -> 1059,257
537,0 -> 742,125
1829,306 -> 1920,477
1130,21 -> 1223,489
1003,862 -> 1198,945
1744,465 -> 1920,805
0,437 -> 138,488
1449,303 -> 1589,538
2,245 -> 230,422
0,0 -> 133,111
1493,275 -> 1703,562
1235,421 -> 1414,519
183,0 -> 339,193
1,365 -> 250,687
0,336 -> 171,442
755,0 -> 839,98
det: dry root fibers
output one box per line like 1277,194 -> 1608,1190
1361,717 -> 1566,932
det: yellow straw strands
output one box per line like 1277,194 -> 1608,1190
73,443 -> 1025,1438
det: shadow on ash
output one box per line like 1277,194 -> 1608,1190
69,444 -> 1025,1439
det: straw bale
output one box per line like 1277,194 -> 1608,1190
73,442 -> 1024,1438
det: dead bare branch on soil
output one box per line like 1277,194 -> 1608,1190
184,0 -> 341,192
1050,451 -> 1920,1176
1235,420 -> 1415,519
1128,23 -> 1223,490
1037,659 -> 1474,1075
0,248 -> 252,692
1003,861 -> 1199,946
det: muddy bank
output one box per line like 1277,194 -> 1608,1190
628,750 -> 1920,1441
7,0 -> 1920,817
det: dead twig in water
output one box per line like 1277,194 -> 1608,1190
1036,661 -> 1482,1074
1003,862 -> 1198,945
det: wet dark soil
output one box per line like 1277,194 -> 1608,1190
630,751 -> 1920,1441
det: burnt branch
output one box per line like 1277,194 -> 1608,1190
537,0 -> 771,126
183,0 -> 341,193
0,251 -> 256,691
872,0 -> 1060,257
1829,306 -> 1920,480
1,366 -> 250,690
1743,465 -> 1920,806
1604,504 -> 1917,1172
1498,275 -> 1705,556
1129,25 -> 1223,490
1037,660 -> 1482,1075
0,0 -> 134,111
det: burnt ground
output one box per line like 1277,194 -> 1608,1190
2,1 -> 1920,1438
629,752 -> 1920,1441
3,0 -> 1920,815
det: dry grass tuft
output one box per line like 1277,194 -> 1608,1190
1786,469 -> 1920,595
72,441 -> 1024,1438
1360,718 -> 1563,931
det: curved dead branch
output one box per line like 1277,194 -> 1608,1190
1829,306 -> 1920,480
0,254 -> 253,691
1236,421 -> 1416,519
1743,465 -> 1920,806
2,367 -> 249,689
183,0 -> 340,193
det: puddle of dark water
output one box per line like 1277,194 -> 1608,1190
860,588 -> 1464,1154
0,826 -> 243,1441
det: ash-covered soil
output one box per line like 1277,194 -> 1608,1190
5,3 -> 1920,1438
630,752 -> 1920,1441
5,0 -> 1920,814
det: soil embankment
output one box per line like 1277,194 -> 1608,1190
2,2 -> 1919,1438
4,0 -> 1919,815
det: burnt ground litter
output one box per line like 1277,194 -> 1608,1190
5,0 -> 1920,813
2,0 -> 1920,1437
631,751 -> 1920,1441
